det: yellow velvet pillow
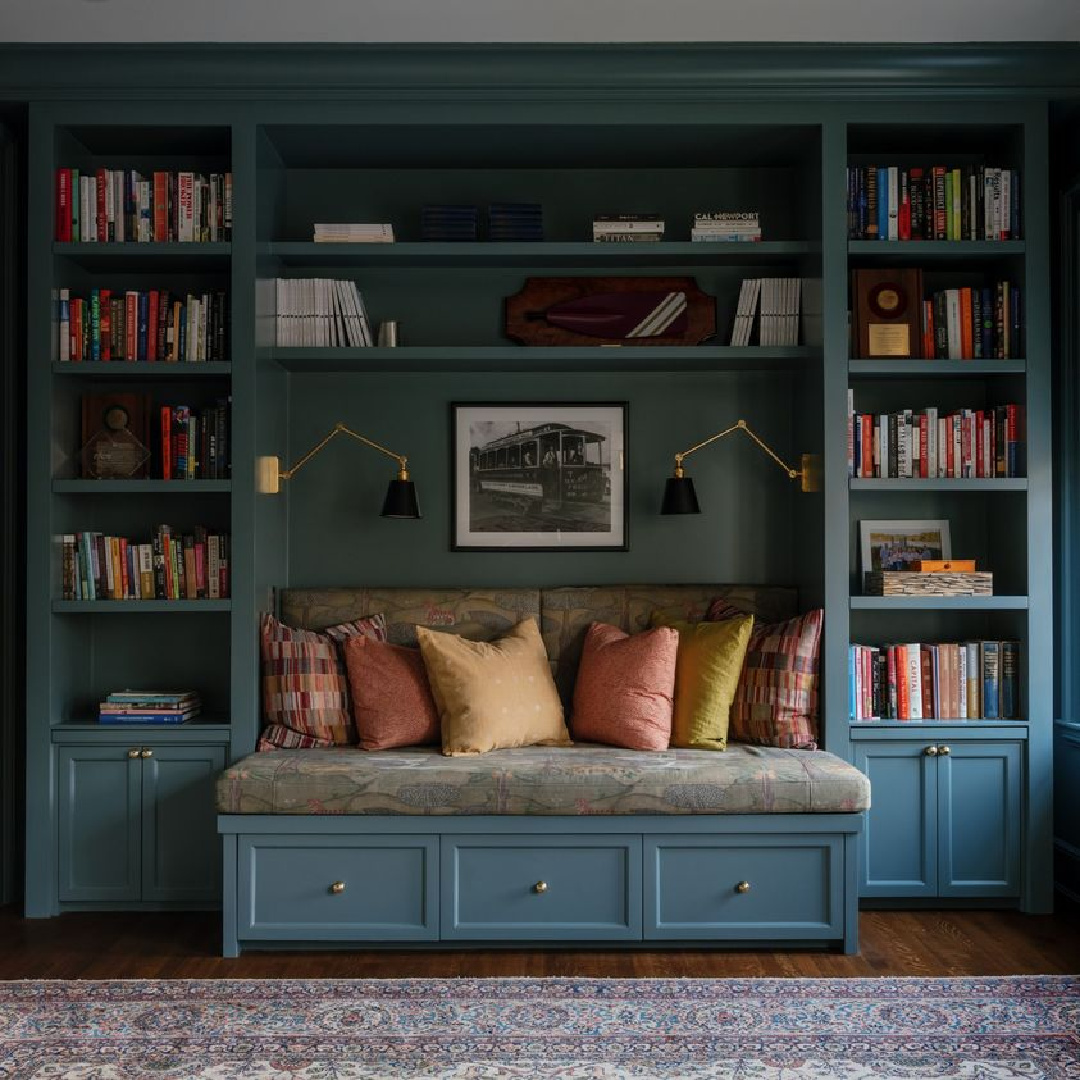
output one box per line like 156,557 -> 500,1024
653,615 -> 755,750
417,618 -> 571,756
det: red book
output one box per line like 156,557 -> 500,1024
921,299 -> 934,360
56,168 -> 71,242
195,541 -> 207,598
160,406 -> 172,480
886,645 -> 897,719
153,172 -> 169,242
919,414 -> 928,478
920,646 -> 934,719
932,166 -> 947,240
861,415 -> 873,479
959,287 -> 974,359
125,292 -> 138,360
899,169 -> 911,240
975,410 -> 985,478
147,290 -> 160,361
896,647 -> 910,720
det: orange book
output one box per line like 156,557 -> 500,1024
896,646 -> 910,720
914,559 -> 977,572
959,287 -> 973,359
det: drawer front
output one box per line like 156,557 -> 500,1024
442,835 -> 641,940
644,835 -> 843,940
238,836 -> 438,941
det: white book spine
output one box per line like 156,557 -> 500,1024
906,643 -> 923,721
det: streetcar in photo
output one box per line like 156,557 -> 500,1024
469,423 -> 610,515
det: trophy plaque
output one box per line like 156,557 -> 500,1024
852,268 -> 924,359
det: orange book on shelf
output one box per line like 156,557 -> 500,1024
959,287 -> 974,359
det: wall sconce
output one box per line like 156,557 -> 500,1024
660,418 -> 819,514
256,422 -> 421,519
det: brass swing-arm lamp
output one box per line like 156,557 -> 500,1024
661,418 -> 819,515
256,422 -> 421,519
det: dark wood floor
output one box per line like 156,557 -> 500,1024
1,906 -> 1078,979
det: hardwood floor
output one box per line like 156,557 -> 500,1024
1,906 -> 1077,979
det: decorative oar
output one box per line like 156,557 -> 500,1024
526,290 -> 688,339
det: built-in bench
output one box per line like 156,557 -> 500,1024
218,586 -> 869,955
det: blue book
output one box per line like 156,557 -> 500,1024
877,167 -> 889,239
980,641 -> 1000,720
137,291 -> 149,362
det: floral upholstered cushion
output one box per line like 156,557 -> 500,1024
216,743 -> 871,816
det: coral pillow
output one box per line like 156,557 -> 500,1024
417,618 -> 570,756
258,612 -> 387,749
652,615 -> 755,751
707,600 -> 823,750
344,635 -> 440,751
571,622 -> 678,750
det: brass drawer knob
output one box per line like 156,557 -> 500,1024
735,880 -> 751,894
924,746 -> 939,756
329,881 -> 346,895
127,748 -> 140,758
938,745 -> 951,756
533,881 -> 549,894
139,748 -> 153,759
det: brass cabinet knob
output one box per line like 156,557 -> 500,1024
938,745 -> 951,755
533,881 -> 549,894
127,748 -> 140,758
139,748 -> 153,758
735,880 -> 751,893
924,746 -> 939,756
330,881 -> 346,895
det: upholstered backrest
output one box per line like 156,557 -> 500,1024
281,583 -> 797,703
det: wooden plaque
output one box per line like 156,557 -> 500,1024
504,276 -> 716,347
852,268 -> 924,359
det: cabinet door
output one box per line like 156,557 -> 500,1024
140,744 -> 226,902
57,746 -> 141,902
938,741 -> 1022,898
853,741 -> 937,898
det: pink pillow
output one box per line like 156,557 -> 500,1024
344,635 -> 440,751
571,622 -> 678,751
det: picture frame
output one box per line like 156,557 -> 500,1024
859,519 -> 953,574
451,402 -> 627,551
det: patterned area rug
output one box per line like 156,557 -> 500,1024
0,976 -> 1077,1079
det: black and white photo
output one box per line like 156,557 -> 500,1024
452,403 -> 627,550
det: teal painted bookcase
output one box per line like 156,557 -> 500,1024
13,45 -> 1077,917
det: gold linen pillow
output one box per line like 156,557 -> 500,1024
417,618 -> 571,756
652,615 -> 755,751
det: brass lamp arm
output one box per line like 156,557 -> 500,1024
281,422 -> 410,482
674,419 -> 800,481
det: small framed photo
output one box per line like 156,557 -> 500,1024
452,402 -> 627,551
859,519 -> 952,573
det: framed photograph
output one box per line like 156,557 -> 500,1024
452,402 -> 627,551
859,519 -> 953,573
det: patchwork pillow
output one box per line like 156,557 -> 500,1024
417,618 -> 570,757
344,635 -> 440,751
258,611 -> 387,750
651,614 -> 755,751
707,600 -> 823,750
571,622 -> 678,751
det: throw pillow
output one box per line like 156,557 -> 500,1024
707,600 -> 823,750
258,612 -> 387,749
571,622 -> 678,751
344,635 -> 440,751
652,614 -> 755,751
417,618 -> 570,756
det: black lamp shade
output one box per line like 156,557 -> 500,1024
660,475 -> 701,515
381,478 -> 421,519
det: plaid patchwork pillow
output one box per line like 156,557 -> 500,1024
258,612 -> 387,749
707,600 -> 823,750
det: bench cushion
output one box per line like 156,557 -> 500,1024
217,745 -> 870,816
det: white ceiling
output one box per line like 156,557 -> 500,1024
2,0 -> 1078,43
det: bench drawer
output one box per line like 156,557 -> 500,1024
441,835 -> 641,940
644,834 -> 844,940
238,835 -> 438,941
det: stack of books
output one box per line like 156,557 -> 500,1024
488,203 -> 543,241
421,205 -> 479,241
99,690 -> 202,726
592,214 -> 664,242
692,212 -> 761,242
729,277 -> 802,346
274,278 -> 373,347
313,223 -> 394,244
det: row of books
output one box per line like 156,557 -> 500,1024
848,399 -> 1024,479
61,527 -> 230,601
98,690 -> 201,726
592,214 -> 663,243
313,223 -> 394,243
691,211 -> 761,242
54,168 -> 233,243
850,641 -> 1020,722
846,165 -> 1021,241
159,402 -> 231,481
58,288 -> 229,364
729,277 -> 802,347
921,283 -> 1022,361
274,278 -> 373,347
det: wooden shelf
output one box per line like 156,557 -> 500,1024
52,362 -> 232,377
265,345 -> 818,374
259,240 -> 820,267
850,478 -> 1027,492
850,596 -> 1028,611
53,480 -> 231,493
849,359 -> 1026,376
52,600 -> 232,613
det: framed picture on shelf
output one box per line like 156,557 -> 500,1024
451,402 -> 627,551
859,519 -> 952,574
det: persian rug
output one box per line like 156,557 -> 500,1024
0,976 -> 1077,1079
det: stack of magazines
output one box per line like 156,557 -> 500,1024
99,690 -> 202,725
